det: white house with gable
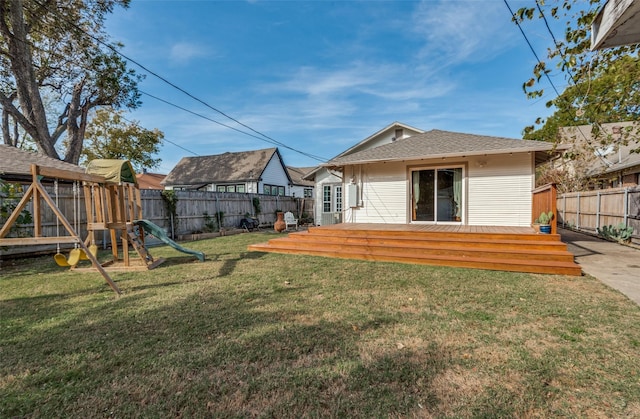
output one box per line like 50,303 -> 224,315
306,123 -> 567,227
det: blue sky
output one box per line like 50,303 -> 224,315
105,0 -> 573,173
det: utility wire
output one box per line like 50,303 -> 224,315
30,0 -> 328,163
139,90 -> 328,162
503,0 -> 561,97
508,0 -> 615,169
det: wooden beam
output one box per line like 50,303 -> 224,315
33,184 -> 41,237
33,177 -> 121,294
0,237 -> 79,246
0,183 -> 35,238
33,165 -> 106,184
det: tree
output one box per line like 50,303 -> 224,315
82,108 -> 163,172
513,1 -> 640,144
0,0 -> 141,164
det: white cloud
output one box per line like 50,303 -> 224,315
411,1 -> 514,65
169,42 -> 210,65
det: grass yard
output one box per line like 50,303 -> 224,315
2,231 -> 640,417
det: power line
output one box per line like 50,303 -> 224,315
139,91 -> 328,162
507,0 -> 615,168
30,0 -> 328,163
503,0 -> 561,97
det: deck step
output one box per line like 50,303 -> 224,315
248,225 -> 582,276
257,238 -> 576,262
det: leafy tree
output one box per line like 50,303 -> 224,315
513,0 -> 640,144
0,0 -> 141,164
82,108 -> 163,172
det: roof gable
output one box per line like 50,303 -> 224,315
560,122 -> 640,176
325,129 -> 566,166
162,147 -> 281,186
136,173 -> 167,190
334,121 -> 425,159
286,166 -> 315,187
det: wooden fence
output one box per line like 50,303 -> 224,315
532,183 -> 558,234
1,187 -> 314,258
556,186 -> 640,245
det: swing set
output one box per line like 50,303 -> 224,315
0,161 -> 167,295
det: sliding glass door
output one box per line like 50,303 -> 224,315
411,167 -> 463,222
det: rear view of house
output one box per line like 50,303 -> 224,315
306,122 -> 566,227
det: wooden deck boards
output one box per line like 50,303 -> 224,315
248,223 -> 582,276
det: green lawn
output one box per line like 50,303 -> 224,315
2,232 -> 640,417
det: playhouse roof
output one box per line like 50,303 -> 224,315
85,159 -> 138,185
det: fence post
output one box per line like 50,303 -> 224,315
562,194 -> 566,228
596,190 -> 601,232
576,192 -> 580,229
624,187 -> 629,227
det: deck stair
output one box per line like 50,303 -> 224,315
248,224 -> 582,276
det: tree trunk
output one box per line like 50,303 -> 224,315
63,82 -> 87,164
1,0 -> 58,158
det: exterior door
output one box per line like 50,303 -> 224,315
321,184 -> 342,225
411,167 -> 463,222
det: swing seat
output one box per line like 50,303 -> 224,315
54,252 -> 71,267
67,248 -> 82,266
77,245 -> 97,261
88,244 -> 98,257
53,249 -> 82,267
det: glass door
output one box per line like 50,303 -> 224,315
411,167 -> 462,222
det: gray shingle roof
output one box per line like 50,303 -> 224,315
0,145 -> 84,181
286,166 -> 315,187
324,129 -> 565,166
559,122 -> 640,177
162,147 -> 285,186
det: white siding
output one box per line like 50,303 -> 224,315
289,184 -> 313,198
467,153 -> 534,226
345,162 -> 407,223
260,154 -> 290,194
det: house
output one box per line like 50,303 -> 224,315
162,147 -> 293,196
286,166 -> 315,199
249,125 -> 582,276
0,144 -> 85,182
306,123 -> 566,227
304,122 -> 424,225
591,0 -> 640,50
136,172 -> 166,190
558,122 -> 640,189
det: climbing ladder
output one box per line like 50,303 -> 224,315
125,224 -> 165,270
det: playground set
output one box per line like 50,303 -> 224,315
0,160 -> 204,295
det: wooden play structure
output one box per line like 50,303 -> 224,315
0,161 -> 170,295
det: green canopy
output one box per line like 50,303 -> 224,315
85,159 -> 138,185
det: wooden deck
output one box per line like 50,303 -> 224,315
248,223 -> 583,276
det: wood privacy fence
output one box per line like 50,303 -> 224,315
139,190 -> 313,237
556,186 -> 640,245
1,187 -> 313,257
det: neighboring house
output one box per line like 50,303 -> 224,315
306,124 -> 566,227
304,122 -> 424,225
0,144 -> 85,182
286,166 -> 315,199
591,0 -> 640,49
136,172 -> 166,190
558,122 -> 640,189
162,147 -> 293,196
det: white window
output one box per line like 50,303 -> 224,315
323,185 -> 331,212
